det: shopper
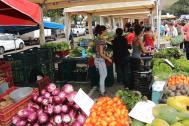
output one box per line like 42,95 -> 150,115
69,30 -> 74,49
166,22 -> 178,37
94,25 -> 112,96
178,21 -> 186,49
130,26 -> 152,89
126,27 -> 135,48
113,28 -> 130,88
143,27 -> 155,51
182,21 -> 189,60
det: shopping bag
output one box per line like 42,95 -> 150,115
171,35 -> 184,46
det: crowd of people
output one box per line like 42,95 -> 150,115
93,23 -> 154,96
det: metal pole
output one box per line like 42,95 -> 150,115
157,0 -> 161,49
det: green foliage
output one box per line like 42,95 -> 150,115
41,42 -> 70,52
69,47 -> 82,58
43,8 -> 64,23
116,89 -> 147,111
154,48 -> 183,59
164,0 -> 189,16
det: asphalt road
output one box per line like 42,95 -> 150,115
0,35 -> 90,58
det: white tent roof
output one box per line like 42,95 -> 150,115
64,1 -> 155,15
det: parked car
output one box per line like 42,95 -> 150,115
0,34 -> 25,54
71,25 -> 86,37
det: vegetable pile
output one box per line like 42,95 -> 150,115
41,42 -> 70,52
69,47 -> 82,58
84,97 -> 129,126
116,89 -> 147,111
154,48 -> 183,59
148,96 -> 189,126
12,84 -> 87,126
160,75 -> 189,102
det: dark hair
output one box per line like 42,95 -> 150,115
99,25 -> 107,35
94,24 -> 101,37
116,28 -> 123,36
128,27 -> 134,32
144,26 -> 151,32
134,26 -> 143,36
94,25 -> 107,36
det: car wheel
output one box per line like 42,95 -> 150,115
0,47 -> 5,54
19,43 -> 24,50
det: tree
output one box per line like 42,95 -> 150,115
43,8 -> 64,23
164,0 -> 189,16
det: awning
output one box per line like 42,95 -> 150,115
0,0 -> 41,26
0,21 -> 64,34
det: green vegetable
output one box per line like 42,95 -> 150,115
41,42 -> 70,52
116,89 -> 146,111
131,119 -> 145,126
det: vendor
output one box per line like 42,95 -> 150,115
113,28 -> 130,89
143,27 -> 155,51
130,26 -> 152,88
94,25 -> 112,96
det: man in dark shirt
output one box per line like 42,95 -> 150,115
113,28 -> 130,88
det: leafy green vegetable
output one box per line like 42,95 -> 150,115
154,48 -> 183,59
41,42 -> 70,52
69,47 -> 82,58
116,89 -> 147,111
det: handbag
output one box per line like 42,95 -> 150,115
171,35 -> 184,46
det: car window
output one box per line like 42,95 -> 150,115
0,35 -> 7,40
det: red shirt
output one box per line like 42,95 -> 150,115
182,22 -> 189,41
126,32 -> 135,45
144,34 -> 154,49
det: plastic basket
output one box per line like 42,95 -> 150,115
0,88 -> 38,125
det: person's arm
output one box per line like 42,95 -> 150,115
99,45 -> 112,62
139,41 -> 151,54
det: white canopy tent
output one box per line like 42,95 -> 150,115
64,0 -> 156,40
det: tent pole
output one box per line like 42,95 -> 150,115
39,4 -> 45,46
87,13 -> 93,38
157,0 -> 161,49
13,34 -> 17,53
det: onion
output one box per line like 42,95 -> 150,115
54,105 -> 62,114
32,94 -> 38,102
58,91 -> 67,101
37,96 -> 43,103
17,109 -> 29,119
38,113 -> 48,124
44,92 -> 51,99
16,120 -> 27,126
66,91 -> 77,102
12,115 -> 21,125
61,105 -> 69,113
53,96 -> 62,104
45,104 -> 54,115
46,122 -> 54,126
28,102 -> 40,110
54,115 -> 62,124
40,89 -> 47,95
48,96 -> 53,104
47,83 -> 56,92
28,112 -> 37,123
49,117 -> 54,124
72,121 -> 82,126
37,109 -> 43,116
62,114 -> 71,123
62,84 -> 74,94
52,88 -> 60,96
74,104 -> 80,110
69,109 -> 77,120
33,123 -> 40,126
42,99 -> 49,106
77,114 -> 86,124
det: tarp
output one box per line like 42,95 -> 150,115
0,0 -> 41,26
0,21 -> 64,34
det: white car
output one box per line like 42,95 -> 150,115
0,34 -> 25,54
71,25 -> 86,37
